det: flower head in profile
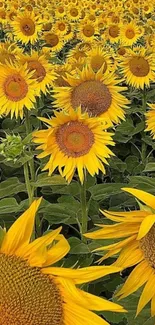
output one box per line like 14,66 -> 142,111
33,107 -> 115,183
85,188 -> 155,316
0,198 -> 125,325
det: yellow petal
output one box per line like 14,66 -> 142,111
137,214 -> 155,240
63,300 -> 110,325
151,294 -> 155,317
43,234 -> 70,266
137,273 -> 155,315
122,188 -> 155,209
42,265 -> 121,284
1,198 -> 42,254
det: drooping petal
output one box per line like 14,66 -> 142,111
1,198 -> 42,255
122,188 -> 155,209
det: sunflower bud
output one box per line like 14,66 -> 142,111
0,134 -> 24,161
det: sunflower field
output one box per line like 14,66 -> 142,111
1,0 -> 155,324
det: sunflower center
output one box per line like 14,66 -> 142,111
118,47 -> 126,56
71,80 -> 112,117
45,33 -> 59,47
58,22 -> 66,31
90,55 -> 107,72
70,8 -> 78,17
139,224 -> 155,268
56,121 -> 94,157
0,253 -> 63,325
20,18 -> 35,36
129,57 -> 150,77
3,74 -> 28,101
109,25 -> 119,38
125,28 -> 135,39
28,60 -> 46,82
83,25 -> 95,37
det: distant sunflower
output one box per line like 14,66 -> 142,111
85,187 -> 155,316
68,5 -> 82,21
18,51 -> 55,95
0,63 -> 36,118
106,23 -> 120,44
43,32 -> 63,52
78,20 -> 97,42
120,22 -> 142,46
53,65 -> 129,126
54,19 -> 69,35
11,10 -> 42,44
33,108 -> 115,183
120,47 -> 155,89
145,104 -> 155,138
0,198 -> 125,325
0,42 -> 20,64
85,46 -> 114,73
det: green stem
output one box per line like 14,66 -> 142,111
24,162 -> 33,205
25,109 -> 35,189
142,87 -> 147,111
80,174 -> 88,242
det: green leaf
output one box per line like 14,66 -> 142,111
144,163 -> 155,172
0,178 -> 26,198
33,173 -> 67,187
0,198 -> 20,214
113,288 -> 155,325
89,183 -> 125,201
68,237 -> 90,254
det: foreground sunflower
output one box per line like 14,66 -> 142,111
0,198 -> 125,325
0,63 -> 37,118
85,187 -> 155,316
33,107 -> 115,183
53,65 -> 129,126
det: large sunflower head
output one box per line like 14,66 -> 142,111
119,47 -> 155,89
85,187 -> 155,316
33,107 -> 115,183
53,65 -> 129,126
11,10 -> 42,44
0,63 -> 37,119
0,197 -> 125,324
18,51 -> 55,95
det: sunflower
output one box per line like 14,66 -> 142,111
145,104 -> 155,138
0,42 -> 20,64
43,32 -> 64,52
85,187 -> 155,316
0,63 -> 37,119
85,46 -> 114,73
67,5 -> 82,21
77,20 -> 97,43
53,65 -> 129,126
53,19 -> 69,35
106,23 -> 120,43
120,22 -> 142,46
11,10 -> 42,44
119,47 -> 155,89
33,107 -> 115,183
18,51 -> 55,96
0,197 -> 126,325
53,62 -> 73,87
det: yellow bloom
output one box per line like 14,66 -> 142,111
11,10 -> 42,44
119,47 -> 155,89
53,65 -> 129,126
43,32 -> 64,52
0,63 -> 37,119
33,107 -> 115,183
120,22 -> 142,46
85,187 -> 155,316
18,51 -> 55,96
145,103 -> 155,138
0,198 -> 125,324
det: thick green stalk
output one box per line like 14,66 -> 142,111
80,174 -> 88,242
24,162 -> 33,205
